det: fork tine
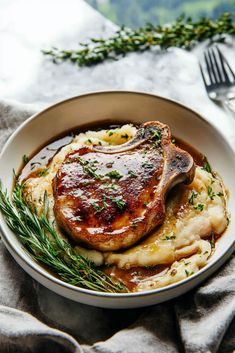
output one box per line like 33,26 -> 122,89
215,46 -> 230,83
206,49 -> 218,83
216,45 -> 235,81
204,51 -> 214,84
199,63 -> 208,88
210,47 -> 223,82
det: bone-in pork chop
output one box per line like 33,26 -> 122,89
53,121 -> 195,251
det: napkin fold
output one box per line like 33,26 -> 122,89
0,0 -> 235,352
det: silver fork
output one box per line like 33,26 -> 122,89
199,45 -> 235,116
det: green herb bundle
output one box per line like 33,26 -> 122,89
42,13 -> 235,67
0,182 -> 127,293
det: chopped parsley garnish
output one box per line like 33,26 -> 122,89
150,128 -> 162,147
150,128 -> 161,141
98,141 -> 102,146
105,170 -> 123,180
141,162 -> 154,169
210,177 -> 215,184
84,168 -> 102,180
90,202 -> 104,213
140,128 -> 145,138
185,269 -> 194,277
102,183 -> 118,191
208,186 -> 224,200
77,157 -> 103,180
102,195 -> 108,208
77,157 -> 89,166
108,131 -> 114,136
71,189 -> 83,197
128,170 -> 137,177
36,169 -> 49,177
81,180 -> 92,186
22,154 -> 29,164
74,215 -> 83,221
110,196 -> 126,210
90,194 -> 126,212
188,191 -> 198,205
163,232 -> 176,240
121,134 -> 129,139
217,192 -> 224,197
194,203 -> 204,211
207,186 -> 216,200
202,161 -> 212,173
85,160 -> 98,168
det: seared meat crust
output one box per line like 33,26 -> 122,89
53,121 -> 195,251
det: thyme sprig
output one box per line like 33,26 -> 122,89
42,13 -> 235,67
0,182 -> 127,293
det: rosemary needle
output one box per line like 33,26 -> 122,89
0,181 -> 127,293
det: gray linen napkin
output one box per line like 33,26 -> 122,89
0,1 -> 235,352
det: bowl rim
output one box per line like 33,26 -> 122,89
0,89 -> 234,298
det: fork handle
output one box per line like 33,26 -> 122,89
224,97 -> 235,117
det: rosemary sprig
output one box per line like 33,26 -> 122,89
42,13 -> 235,67
0,181 -> 127,293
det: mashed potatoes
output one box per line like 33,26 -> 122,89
23,124 -> 228,292
105,167 -> 227,268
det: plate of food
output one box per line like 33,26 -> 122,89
0,91 -> 234,308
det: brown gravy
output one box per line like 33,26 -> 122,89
19,122 -> 207,180
104,265 -> 169,291
19,122 -> 211,291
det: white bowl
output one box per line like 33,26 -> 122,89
0,91 -> 234,309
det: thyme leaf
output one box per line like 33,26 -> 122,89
42,13 -> 235,68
